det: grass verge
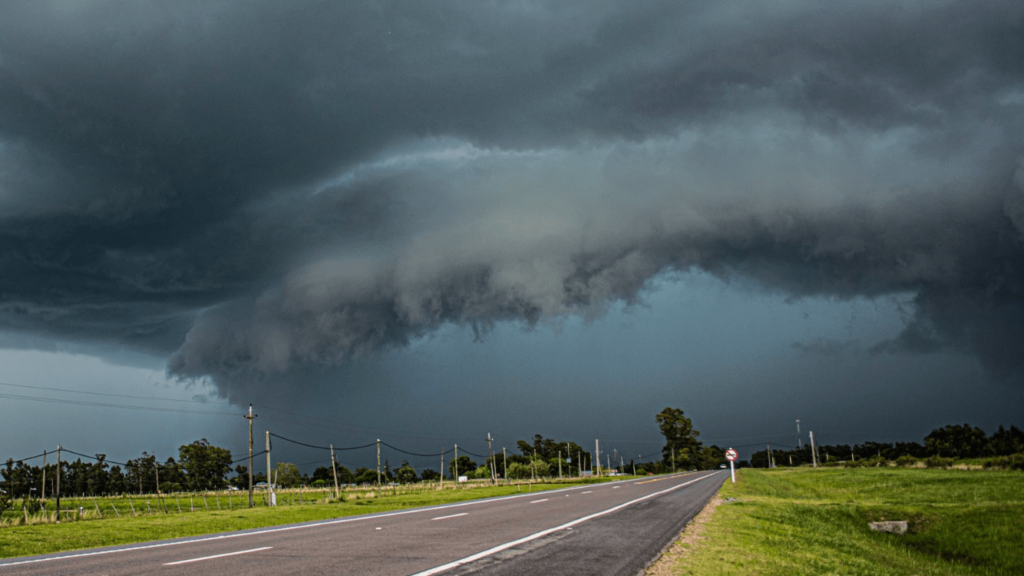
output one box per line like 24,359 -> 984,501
670,468 -> 1023,576
0,477 -> 626,559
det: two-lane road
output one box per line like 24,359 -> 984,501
0,471 -> 726,575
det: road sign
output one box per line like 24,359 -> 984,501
725,448 -> 738,484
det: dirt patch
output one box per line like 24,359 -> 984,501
644,494 -> 724,575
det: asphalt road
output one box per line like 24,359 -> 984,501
0,471 -> 726,576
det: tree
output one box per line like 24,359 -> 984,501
656,407 -> 703,469
274,463 -> 302,488
506,462 -> 532,480
179,439 -> 233,491
420,469 -> 440,482
925,424 -> 991,459
395,462 -> 418,484
448,456 -> 477,478
990,425 -> 1024,456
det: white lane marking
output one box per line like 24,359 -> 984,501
0,473 -> 696,568
613,486 -> 620,489
432,513 -> 468,521
163,547 -> 272,566
529,499 -> 548,504
410,472 -> 720,576
581,491 -> 592,494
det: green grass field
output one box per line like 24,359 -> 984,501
672,467 -> 1023,576
0,477 -> 624,559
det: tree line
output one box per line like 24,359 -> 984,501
2,439 -> 233,499
747,423 -> 1024,468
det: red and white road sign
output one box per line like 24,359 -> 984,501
725,448 -> 739,461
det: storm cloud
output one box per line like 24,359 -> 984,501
2,0 -> 1023,401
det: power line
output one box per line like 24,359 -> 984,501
0,392 -> 238,417
269,433 -> 375,452
6,452 -> 47,464
0,381 -> 218,405
59,449 -> 129,467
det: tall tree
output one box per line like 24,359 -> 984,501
179,439 -> 233,491
656,407 -> 703,470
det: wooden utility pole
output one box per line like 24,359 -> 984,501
55,445 -> 61,523
244,404 -> 257,507
558,451 -> 562,479
376,439 -> 381,498
266,431 -> 274,506
595,439 -> 600,477
329,444 -> 340,499
503,447 -> 507,482
41,450 -> 46,500
155,457 -> 167,513
671,447 -> 676,473
454,444 -> 459,482
491,432 -> 499,481
440,448 -> 445,489
809,431 -> 818,468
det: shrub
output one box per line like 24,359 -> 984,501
895,454 -> 918,467
925,455 -> 954,468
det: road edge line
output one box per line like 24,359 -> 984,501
409,472 -> 721,576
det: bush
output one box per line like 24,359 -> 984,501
895,454 -> 918,467
309,479 -> 327,488
506,462 -> 531,480
925,455 -> 954,468
982,453 -> 1024,470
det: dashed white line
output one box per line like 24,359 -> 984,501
432,513 -> 468,521
410,472 -> 720,576
581,491 -> 592,494
530,499 -> 548,504
163,547 -> 272,566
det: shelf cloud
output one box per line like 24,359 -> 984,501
1,1 -> 1022,401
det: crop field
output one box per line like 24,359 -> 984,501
0,476 -> 630,559
667,467 -> 1023,576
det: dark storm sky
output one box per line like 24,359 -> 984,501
1,1 -> 1023,466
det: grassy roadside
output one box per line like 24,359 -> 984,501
668,468 -> 1023,576
0,477 -> 627,559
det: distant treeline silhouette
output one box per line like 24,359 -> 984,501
747,423 -> 1024,468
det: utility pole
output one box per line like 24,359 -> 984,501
155,456 -> 167,513
244,404 -> 257,508
454,444 -> 459,482
329,444 -> 340,499
558,451 -> 562,479
41,450 -> 46,500
487,433 -> 496,484
796,418 -> 802,449
503,447 -> 507,482
578,451 -> 582,477
766,444 -> 771,468
376,439 -> 382,498
266,431 -> 273,506
809,431 -> 818,468
440,448 -> 445,489
55,445 -> 61,523
672,447 -> 676,473
595,439 -> 600,477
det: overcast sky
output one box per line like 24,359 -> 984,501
2,1 -> 1023,471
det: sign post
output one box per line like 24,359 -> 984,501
725,448 -> 738,484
